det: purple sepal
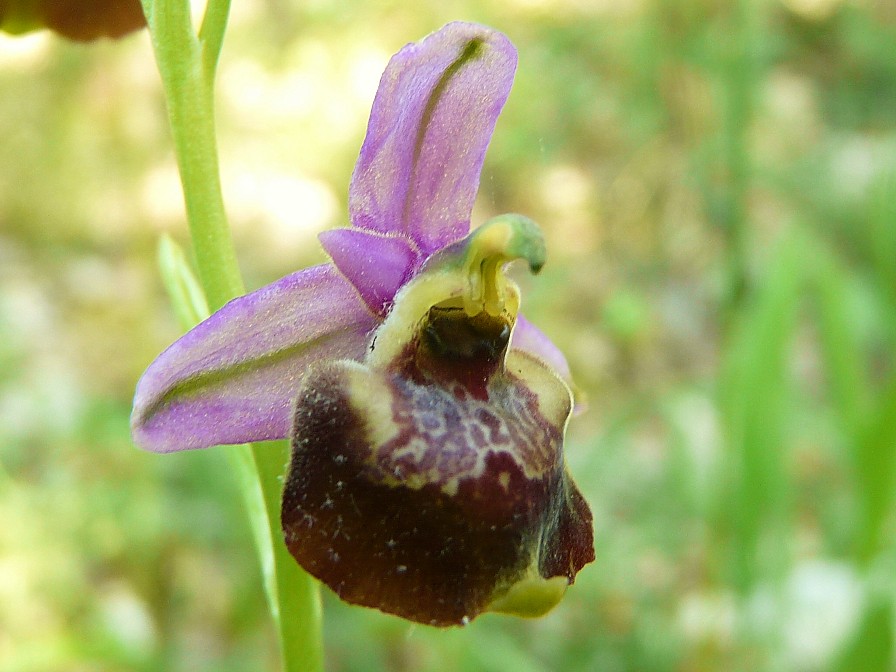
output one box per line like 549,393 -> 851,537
319,228 -> 419,315
131,264 -> 378,453
349,22 -> 517,255
512,315 -> 572,385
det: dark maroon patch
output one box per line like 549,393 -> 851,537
536,470 -> 595,581
281,360 -> 594,626
281,305 -> 593,625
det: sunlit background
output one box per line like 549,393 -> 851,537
2,0 -> 896,670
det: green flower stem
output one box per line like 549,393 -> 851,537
142,0 -> 240,309
142,2 -> 323,671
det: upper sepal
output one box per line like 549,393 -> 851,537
349,22 -> 517,255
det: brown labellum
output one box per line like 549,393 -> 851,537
281,306 -> 593,626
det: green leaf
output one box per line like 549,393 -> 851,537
805,234 -> 896,564
157,234 -> 210,328
717,230 -> 805,591
809,244 -> 870,438
157,227 -> 323,672
852,382 -> 896,564
832,593 -> 894,672
867,172 -> 896,309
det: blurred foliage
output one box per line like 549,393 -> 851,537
2,0 -> 896,670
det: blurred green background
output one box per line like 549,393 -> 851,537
2,0 -> 896,670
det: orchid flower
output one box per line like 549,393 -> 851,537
132,22 -> 593,627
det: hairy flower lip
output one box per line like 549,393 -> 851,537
282,341 -> 592,626
282,216 -> 591,626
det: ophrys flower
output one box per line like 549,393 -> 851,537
132,21 -> 593,626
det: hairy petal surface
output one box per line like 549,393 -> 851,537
319,228 -> 420,316
132,265 -> 378,453
349,22 -> 517,255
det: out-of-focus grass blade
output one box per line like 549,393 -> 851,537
717,231 -> 805,591
868,172 -> 896,312
809,239 -> 871,439
807,232 -> 896,564
832,592 -> 894,672
852,382 -> 896,564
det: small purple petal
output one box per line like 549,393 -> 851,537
349,22 -> 517,255
132,264 -> 379,453
319,228 -> 420,316
511,315 -> 573,385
